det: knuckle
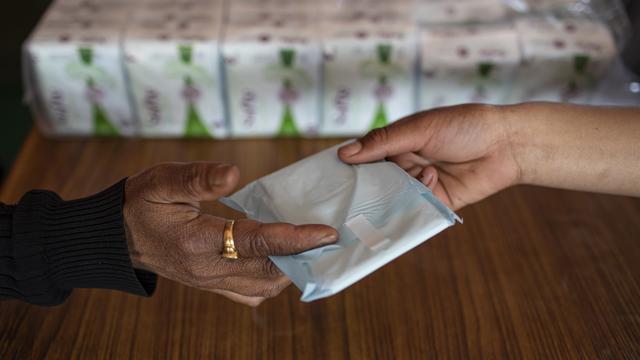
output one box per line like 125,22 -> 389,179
365,127 -> 390,146
260,260 -> 281,277
247,226 -> 271,255
182,164 -> 206,197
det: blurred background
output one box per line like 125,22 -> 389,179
1,0 -> 639,182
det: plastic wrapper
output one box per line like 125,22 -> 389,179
221,144 -> 461,301
508,17 -> 617,103
222,16 -> 322,137
123,0 -> 227,138
23,0 -> 637,138
23,0 -> 136,136
320,15 -> 417,136
419,23 -> 521,108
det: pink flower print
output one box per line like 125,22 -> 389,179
259,34 -> 271,42
457,47 -> 469,59
564,23 -> 576,33
553,39 -> 566,49
279,87 -> 299,105
374,83 -> 393,102
445,6 -> 456,16
85,84 -> 104,103
182,84 -> 201,102
423,70 -> 436,79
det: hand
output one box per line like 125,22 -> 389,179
338,104 -> 521,210
123,162 -> 338,306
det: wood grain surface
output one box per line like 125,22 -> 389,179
1,130 -> 639,359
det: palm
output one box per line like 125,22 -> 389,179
364,105 -> 520,210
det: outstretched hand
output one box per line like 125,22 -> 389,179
339,104 -> 521,210
124,162 -> 338,306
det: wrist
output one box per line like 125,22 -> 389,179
500,103 -> 544,186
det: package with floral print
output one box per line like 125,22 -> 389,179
320,18 -> 417,136
227,0 -> 317,22
419,24 -> 521,110
23,0 -> 136,136
221,144 -> 461,301
123,0 -> 227,138
509,18 -> 617,104
416,0 -> 508,25
223,17 -> 321,137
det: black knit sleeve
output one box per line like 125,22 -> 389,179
0,179 -> 156,306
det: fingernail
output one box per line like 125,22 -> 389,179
214,164 -> 235,185
341,141 -> 362,157
421,173 -> 434,187
318,231 -> 338,244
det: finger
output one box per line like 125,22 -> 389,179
182,216 -> 338,259
407,166 -> 423,178
388,152 -> 433,169
338,113 -> 429,164
205,275 -> 291,298
177,254 -> 284,281
231,219 -> 339,257
146,162 -> 240,204
418,166 -> 439,190
211,289 -> 266,307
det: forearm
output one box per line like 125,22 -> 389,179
0,181 -> 156,306
506,102 -> 640,196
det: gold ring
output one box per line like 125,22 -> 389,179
222,220 -> 239,259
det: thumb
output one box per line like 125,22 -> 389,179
338,114 -> 428,164
145,162 -> 240,204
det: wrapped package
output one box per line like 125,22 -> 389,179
223,17 -> 321,137
509,18 -> 617,103
123,0 -> 227,138
228,0 -> 316,20
416,0 -> 507,25
320,19 -> 417,136
419,24 -> 521,109
24,0 -> 135,136
222,144 -> 460,301
521,0 -> 577,12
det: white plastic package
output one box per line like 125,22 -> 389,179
221,144 -> 461,301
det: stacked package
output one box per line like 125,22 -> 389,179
508,18 -> 617,103
419,24 -> 521,108
24,0 -> 625,138
124,0 -> 227,138
416,0 -> 508,25
319,1 -> 417,136
223,0 -> 321,137
24,0 -> 135,136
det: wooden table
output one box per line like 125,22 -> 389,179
1,130 -> 639,359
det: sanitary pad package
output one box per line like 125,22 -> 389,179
221,144 -> 461,301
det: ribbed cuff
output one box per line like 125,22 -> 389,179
11,179 -> 156,305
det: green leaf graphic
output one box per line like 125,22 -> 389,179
184,102 -> 211,137
278,104 -> 299,137
93,105 -> 119,136
280,48 -> 295,68
370,103 -> 388,130
78,47 -> 120,136
478,63 -> 494,79
179,44 -> 193,64
377,44 -> 392,64
79,47 -> 93,65
574,55 -> 590,75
